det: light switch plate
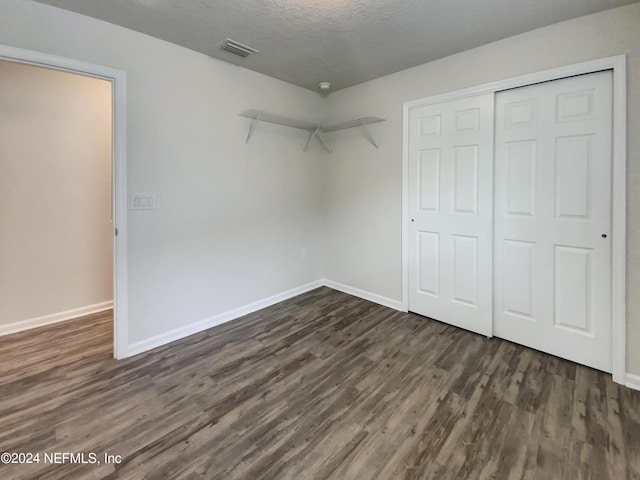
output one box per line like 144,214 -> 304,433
131,193 -> 156,210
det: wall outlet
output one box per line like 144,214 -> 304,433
131,194 -> 156,210
300,247 -> 307,259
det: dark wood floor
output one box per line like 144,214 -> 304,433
1,287 -> 639,479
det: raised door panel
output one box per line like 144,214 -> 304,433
503,240 -> 535,320
452,146 -> 478,215
417,231 -> 440,297
556,89 -> 595,122
505,141 -> 536,216
555,135 -> 592,219
418,149 -> 440,212
454,108 -> 480,134
554,246 -> 592,335
504,99 -> 538,128
420,114 -> 441,137
452,235 -> 478,306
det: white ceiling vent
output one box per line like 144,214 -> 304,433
220,38 -> 259,58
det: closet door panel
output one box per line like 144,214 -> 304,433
408,94 -> 494,336
494,71 -> 613,372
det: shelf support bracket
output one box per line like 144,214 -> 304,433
303,126 -> 320,152
303,126 -> 332,153
360,119 -> 379,148
246,111 -> 263,144
316,132 -> 332,153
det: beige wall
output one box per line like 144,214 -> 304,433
0,60 -> 112,325
324,2 -> 640,374
0,0 -> 326,344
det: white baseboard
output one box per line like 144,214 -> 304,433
322,279 -> 406,312
126,278 -> 406,358
0,301 -> 113,336
126,280 -> 324,357
625,373 -> 640,392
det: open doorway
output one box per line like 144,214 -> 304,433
0,59 -> 113,353
0,46 -> 127,359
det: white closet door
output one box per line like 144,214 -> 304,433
408,94 -> 494,336
494,71 -> 613,372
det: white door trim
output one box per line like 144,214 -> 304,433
402,55 -> 627,384
0,45 -> 129,359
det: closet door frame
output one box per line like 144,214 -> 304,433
401,55 -> 627,384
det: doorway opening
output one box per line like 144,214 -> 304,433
0,45 -> 128,359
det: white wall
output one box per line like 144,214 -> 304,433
0,0 -> 325,344
324,2 -> 640,374
0,60 -> 112,326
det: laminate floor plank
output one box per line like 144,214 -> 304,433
1,288 -> 639,479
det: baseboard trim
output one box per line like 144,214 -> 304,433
322,279 -> 406,312
127,278 -> 406,358
625,373 -> 640,391
0,301 -> 113,336
126,280 -> 324,357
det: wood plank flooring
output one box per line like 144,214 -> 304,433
1,287 -> 639,479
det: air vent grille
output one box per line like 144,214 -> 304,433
220,38 -> 259,58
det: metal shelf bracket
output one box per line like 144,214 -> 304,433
245,111 -> 263,144
360,119 -> 379,148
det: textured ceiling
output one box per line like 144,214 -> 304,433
33,0 -> 638,92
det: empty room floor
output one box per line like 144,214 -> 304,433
1,287 -> 639,479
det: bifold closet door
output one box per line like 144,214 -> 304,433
494,71 -> 613,372
408,94 -> 494,336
